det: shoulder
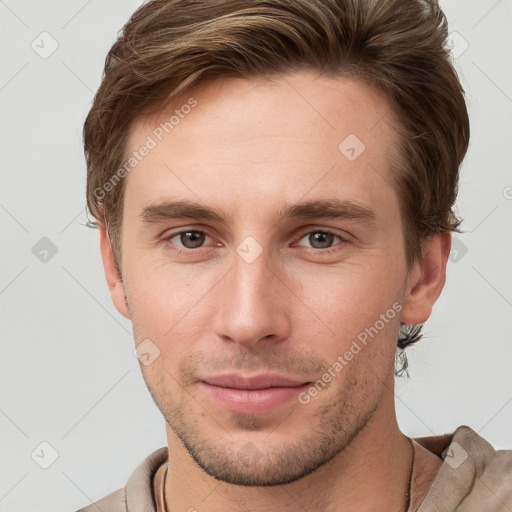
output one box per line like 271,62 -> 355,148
416,425 -> 512,511
76,487 -> 126,512
74,447 -> 168,512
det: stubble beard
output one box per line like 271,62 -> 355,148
124,280 -> 396,487
141,363 -> 383,487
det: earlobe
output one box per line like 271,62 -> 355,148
99,225 -> 131,319
401,232 -> 451,325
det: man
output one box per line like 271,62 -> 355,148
78,0 -> 511,510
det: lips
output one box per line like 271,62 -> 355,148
202,373 -> 308,390
199,373 -> 311,415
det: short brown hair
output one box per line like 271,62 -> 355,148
84,0 -> 469,351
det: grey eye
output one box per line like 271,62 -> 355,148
297,231 -> 341,249
171,231 -> 207,249
308,232 -> 335,249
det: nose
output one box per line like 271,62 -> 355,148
211,247 -> 292,348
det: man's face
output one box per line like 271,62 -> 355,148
118,71 -> 413,485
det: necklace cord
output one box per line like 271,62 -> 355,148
159,440 -> 417,512
404,436 -> 416,511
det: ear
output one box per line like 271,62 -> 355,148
99,225 -> 131,319
401,231 -> 451,325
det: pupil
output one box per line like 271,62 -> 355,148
310,232 -> 333,248
181,231 -> 204,248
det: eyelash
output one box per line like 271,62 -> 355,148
163,228 -> 348,255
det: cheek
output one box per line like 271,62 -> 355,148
287,262 -> 405,384
124,258 -> 222,348
294,260 -> 404,340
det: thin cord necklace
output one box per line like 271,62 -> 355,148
160,439 -> 417,512
404,436 -> 416,511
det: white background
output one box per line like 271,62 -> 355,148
1,1 -> 511,510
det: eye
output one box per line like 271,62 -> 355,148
167,230 -> 211,249
296,230 -> 345,250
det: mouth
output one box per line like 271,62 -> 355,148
199,373 -> 311,415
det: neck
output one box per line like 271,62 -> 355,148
163,393 -> 438,512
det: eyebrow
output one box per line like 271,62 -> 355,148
139,198 -> 376,226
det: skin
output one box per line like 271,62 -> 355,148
100,70 -> 448,511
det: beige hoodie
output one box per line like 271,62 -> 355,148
76,426 -> 512,512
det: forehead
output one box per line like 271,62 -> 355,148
123,71 -> 400,223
